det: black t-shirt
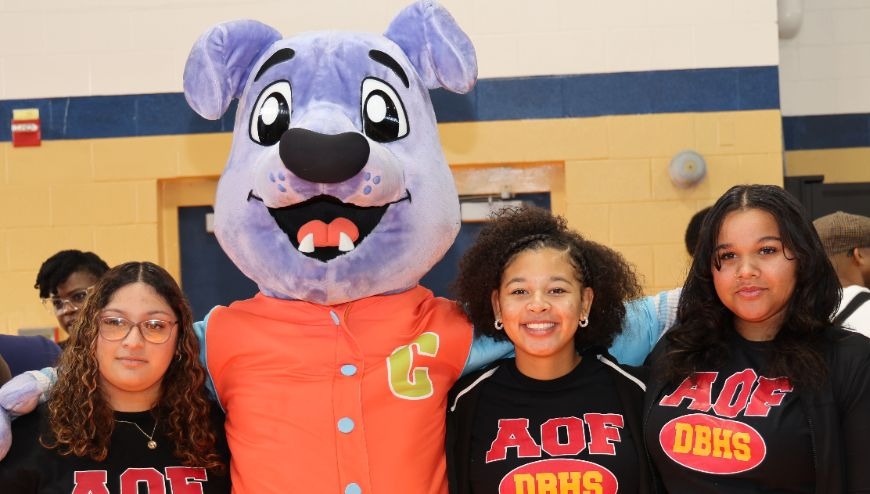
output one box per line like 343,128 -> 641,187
0,404 -> 231,494
469,356 -> 640,494
645,334 -> 814,493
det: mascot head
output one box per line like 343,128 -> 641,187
183,1 -> 476,305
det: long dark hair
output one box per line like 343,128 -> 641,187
662,185 -> 840,386
452,206 -> 642,351
44,262 -> 223,471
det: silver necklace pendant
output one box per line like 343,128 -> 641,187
147,440 -> 157,450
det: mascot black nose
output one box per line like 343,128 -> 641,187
279,128 -> 370,184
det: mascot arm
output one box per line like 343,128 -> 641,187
194,309 -> 220,402
610,288 -> 681,365
0,367 -> 57,459
462,335 -> 514,376
464,287 -> 682,373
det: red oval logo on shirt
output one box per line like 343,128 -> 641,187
659,413 -> 766,474
498,459 -> 618,494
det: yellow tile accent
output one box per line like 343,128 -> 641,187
440,118 -> 609,165
178,133 -> 232,177
51,182 -> 141,226
92,135 -> 180,180
5,140 -> 94,184
695,110 -> 782,155
0,230 -> 7,271
646,113 -> 697,159
565,159 -> 651,204
613,245 -> 654,287
738,154 -> 784,186
6,227 -> 95,270
136,180 -> 159,223
94,224 -> 159,264
606,115 -> 653,159
564,203 -> 610,244
785,148 -> 870,183
0,185 -> 53,227
0,269 -> 57,336
654,244 -> 691,288
610,201 -> 698,245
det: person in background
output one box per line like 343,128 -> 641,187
684,206 -> 712,257
644,184 -> 870,493
447,207 -> 656,494
35,249 -> 110,347
813,211 -> 870,336
0,335 -> 61,377
0,261 -> 230,493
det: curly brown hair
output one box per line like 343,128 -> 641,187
451,206 -> 643,351
42,261 -> 224,472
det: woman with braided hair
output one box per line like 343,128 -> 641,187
446,206 -> 658,494
0,262 -> 229,493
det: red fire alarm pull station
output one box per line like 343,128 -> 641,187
11,108 -> 41,147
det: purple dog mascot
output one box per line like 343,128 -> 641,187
0,2 -> 674,493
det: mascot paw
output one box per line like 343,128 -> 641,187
0,371 -> 47,417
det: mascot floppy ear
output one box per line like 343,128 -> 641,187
183,20 -> 282,120
385,0 -> 477,94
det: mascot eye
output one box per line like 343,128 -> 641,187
250,81 -> 292,145
361,78 -> 408,142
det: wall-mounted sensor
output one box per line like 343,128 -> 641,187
669,150 -> 707,188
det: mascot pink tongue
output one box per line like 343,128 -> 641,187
182,1 -> 479,492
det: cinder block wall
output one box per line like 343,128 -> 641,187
0,0 -> 782,334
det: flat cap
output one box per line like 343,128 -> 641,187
813,211 -> 870,256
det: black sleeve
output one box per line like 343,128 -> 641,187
833,333 -> 870,493
0,410 -> 46,494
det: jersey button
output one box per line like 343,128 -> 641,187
337,417 -> 355,433
340,364 -> 357,376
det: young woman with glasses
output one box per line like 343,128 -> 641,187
0,261 -> 230,493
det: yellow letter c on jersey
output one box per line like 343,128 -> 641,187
387,332 -> 439,400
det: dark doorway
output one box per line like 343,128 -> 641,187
178,206 -> 258,321
784,176 -> 870,220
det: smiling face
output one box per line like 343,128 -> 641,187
491,247 -> 593,379
712,208 -> 798,341
212,32 -> 460,304
96,282 -> 178,411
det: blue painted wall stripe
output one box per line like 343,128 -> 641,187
783,114 -> 870,150
1,66 -> 778,142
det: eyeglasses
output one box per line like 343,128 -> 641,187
98,317 -> 178,344
42,286 -> 95,315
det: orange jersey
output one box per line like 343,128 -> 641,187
205,286 -> 474,494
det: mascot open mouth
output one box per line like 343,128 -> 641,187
260,194 -> 403,262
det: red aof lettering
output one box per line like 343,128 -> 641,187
486,418 -> 541,462
659,372 -> 718,411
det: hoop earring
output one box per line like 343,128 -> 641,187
578,317 -> 589,328
494,318 -> 504,331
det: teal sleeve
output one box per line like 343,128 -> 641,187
609,288 -> 680,365
194,308 -> 221,406
462,334 -> 514,376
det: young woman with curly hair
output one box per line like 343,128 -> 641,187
644,184 -> 870,493
0,261 -> 230,493
446,206 -> 659,494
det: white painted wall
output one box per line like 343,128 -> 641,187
779,0 -> 870,116
0,0 -> 778,100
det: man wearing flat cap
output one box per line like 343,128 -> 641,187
813,211 -> 870,337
